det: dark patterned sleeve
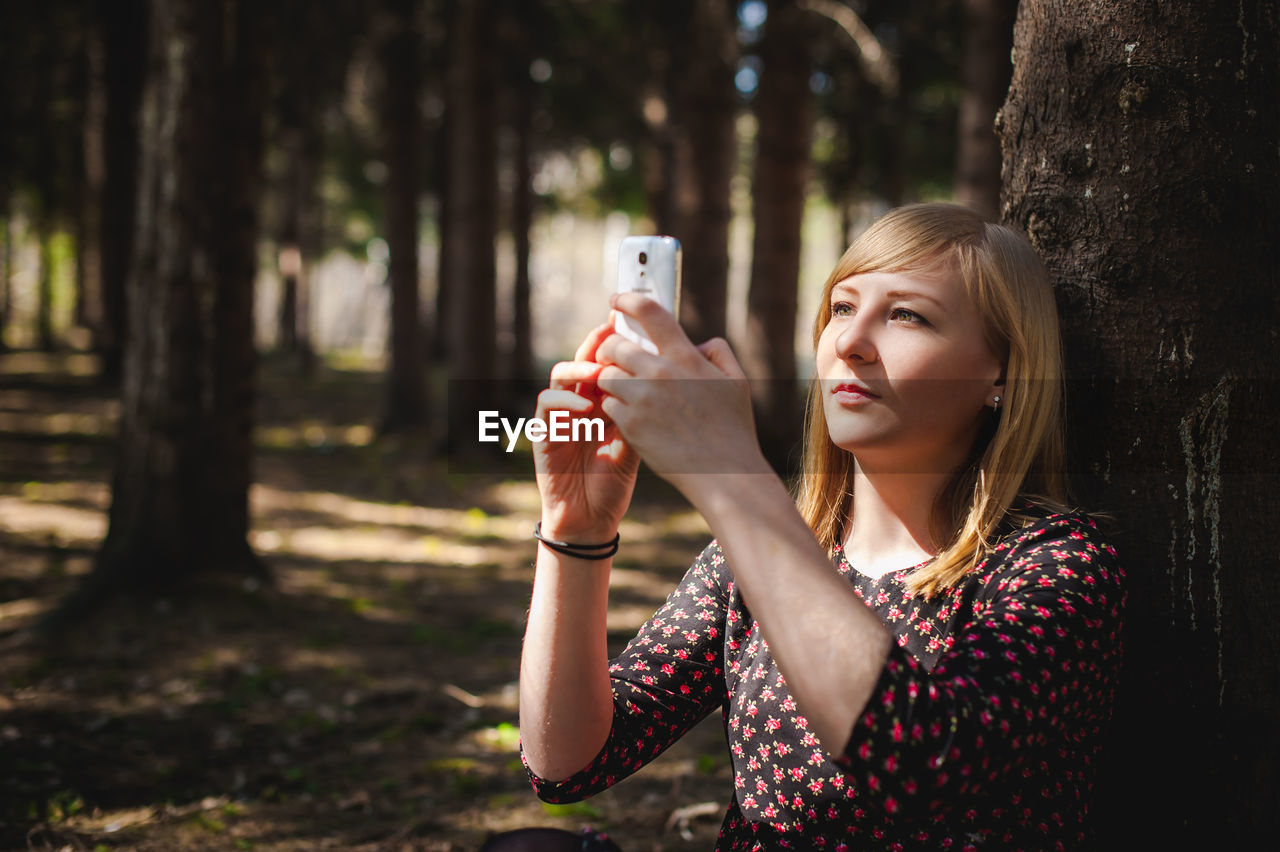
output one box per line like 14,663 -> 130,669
834,515 -> 1126,817
523,540 -> 731,803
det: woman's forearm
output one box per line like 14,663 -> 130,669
684,471 -> 894,755
518,522 -> 616,781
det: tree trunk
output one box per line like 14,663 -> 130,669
37,225 -> 55,351
379,0 -> 430,432
0,202 -> 9,351
80,10 -> 107,348
743,0 -> 814,475
445,0 -> 498,444
673,0 -> 738,344
431,99 -> 453,364
999,1 -> 1280,846
276,125 -> 320,373
98,0 -> 147,385
82,0 -> 268,610
955,0 -> 1017,218
509,88 -> 535,385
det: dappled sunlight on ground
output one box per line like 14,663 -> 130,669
0,352 -> 728,851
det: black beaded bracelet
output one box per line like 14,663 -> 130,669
533,522 -> 619,560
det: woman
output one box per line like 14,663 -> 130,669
517,203 -> 1125,850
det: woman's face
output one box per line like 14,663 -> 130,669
815,264 -> 1004,474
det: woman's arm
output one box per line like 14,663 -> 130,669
683,472 -> 897,754
521,540 -> 732,802
592,293 -> 897,755
519,522 -> 618,782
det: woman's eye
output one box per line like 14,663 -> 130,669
890,308 -> 924,323
831,302 -> 853,317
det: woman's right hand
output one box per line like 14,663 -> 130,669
532,314 -> 641,541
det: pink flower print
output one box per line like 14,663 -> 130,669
857,742 -> 871,761
757,744 -> 771,760
802,732 -> 818,747
679,684 -> 691,695
775,742 -> 792,756
789,766 -> 806,782
808,778 -> 824,794
774,766 -> 785,781
792,715 -> 808,729
742,724 -> 755,740
831,773 -> 845,789
763,804 -> 777,818
760,687 -> 775,701
884,754 -> 899,773
766,716 -> 782,732
746,703 -> 759,718
743,795 -> 757,809
809,748 -> 825,765
661,663 -> 674,675
782,696 -> 796,712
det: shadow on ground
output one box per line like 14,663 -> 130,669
0,352 -> 730,852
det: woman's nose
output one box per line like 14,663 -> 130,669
834,314 -> 877,363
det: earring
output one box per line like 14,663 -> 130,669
991,394 -> 1002,412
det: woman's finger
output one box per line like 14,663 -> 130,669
548,360 -> 604,391
595,333 -> 663,375
573,319 -> 617,363
696,337 -> 748,380
595,364 -> 636,403
535,388 -> 595,420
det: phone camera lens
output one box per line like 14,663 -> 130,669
638,252 -> 648,264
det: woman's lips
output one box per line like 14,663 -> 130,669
831,382 -> 878,404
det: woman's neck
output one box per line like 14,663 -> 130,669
843,463 -> 950,578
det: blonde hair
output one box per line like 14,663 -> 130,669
794,203 -> 1070,599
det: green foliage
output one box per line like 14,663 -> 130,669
541,801 -> 603,818
44,789 -> 84,822
188,813 -> 228,834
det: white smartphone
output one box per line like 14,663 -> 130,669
614,235 -> 682,354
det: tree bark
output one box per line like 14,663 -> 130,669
673,0 -> 738,343
0,202 -> 9,351
999,1 -> 1280,845
445,0 -> 499,445
83,0 -> 268,610
510,88 -> 535,385
81,10 -> 107,348
98,0 -> 147,385
955,0 -> 1017,218
379,0 -> 430,432
743,0 -> 814,475
37,225 -> 55,351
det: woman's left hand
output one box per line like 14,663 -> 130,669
594,292 -> 773,500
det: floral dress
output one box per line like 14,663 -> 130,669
523,509 -> 1126,851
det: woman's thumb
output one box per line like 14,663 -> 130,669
696,337 -> 747,380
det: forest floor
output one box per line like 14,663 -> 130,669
0,351 -> 731,852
